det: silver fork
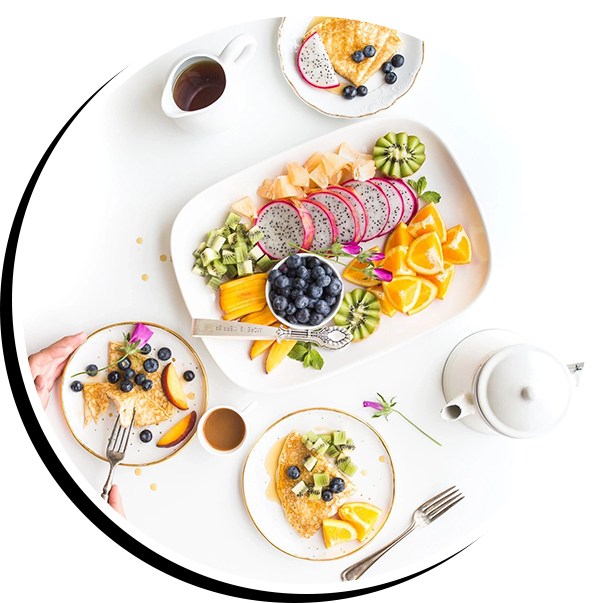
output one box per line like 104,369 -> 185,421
101,412 -> 135,501
341,486 -> 464,581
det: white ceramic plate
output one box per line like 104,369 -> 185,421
242,408 -> 395,561
60,322 -> 208,466
171,116 -> 491,393
278,16 -> 424,118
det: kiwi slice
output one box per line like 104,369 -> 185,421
292,481 -> 308,497
340,438 -> 356,452
303,454 -> 318,472
326,445 -> 340,458
313,472 -> 330,488
334,289 -> 381,341
311,438 -> 329,456
332,431 -> 347,446
308,486 -> 321,500
373,132 -> 426,178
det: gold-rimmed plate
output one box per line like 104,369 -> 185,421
242,408 -> 395,561
60,321 -> 208,466
278,16 -> 424,119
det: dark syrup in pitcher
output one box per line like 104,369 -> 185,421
172,59 -> 226,112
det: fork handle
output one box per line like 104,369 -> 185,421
101,463 -> 117,502
341,522 -> 417,581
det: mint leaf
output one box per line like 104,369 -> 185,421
308,349 -> 324,370
288,343 -> 308,362
420,191 -> 441,203
303,352 -> 312,368
417,176 -> 427,195
407,178 -> 418,192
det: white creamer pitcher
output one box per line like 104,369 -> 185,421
161,33 -> 257,135
441,329 -> 583,438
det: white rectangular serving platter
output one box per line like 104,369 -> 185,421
171,117 -> 491,393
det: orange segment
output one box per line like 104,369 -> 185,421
382,276 -> 422,313
442,225 -> 472,264
381,245 -> 416,278
407,278 -> 438,315
406,232 -> 444,275
343,246 -> 382,287
322,519 -> 358,548
385,222 -> 414,254
427,262 -> 455,300
338,502 -> 383,541
408,203 -> 447,242
368,286 -> 398,318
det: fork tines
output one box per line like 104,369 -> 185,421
422,485 -> 465,521
106,412 -> 136,456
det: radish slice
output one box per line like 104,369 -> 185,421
328,185 -> 368,242
306,191 -> 360,244
300,198 -> 338,252
387,179 -> 419,223
342,180 -> 390,242
370,178 -> 404,236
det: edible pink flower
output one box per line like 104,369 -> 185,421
342,243 -> 362,255
373,268 -> 393,282
367,252 -> 385,262
363,400 -> 383,411
130,323 -> 153,347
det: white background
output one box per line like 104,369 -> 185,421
14,7 -> 606,603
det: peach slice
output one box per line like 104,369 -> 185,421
265,339 -> 297,374
156,411 -> 197,448
161,363 -> 188,410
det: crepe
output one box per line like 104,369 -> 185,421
82,342 -> 176,428
306,18 -> 402,87
276,431 -> 356,538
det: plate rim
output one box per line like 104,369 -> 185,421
277,16 -> 425,119
241,406 -> 396,561
59,320 -> 209,467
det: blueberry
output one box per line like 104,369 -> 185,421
183,370 -> 195,382
296,308 -> 310,324
287,269 -> 298,279
357,85 -> 368,97
314,300 -> 331,316
385,71 -> 398,84
310,266 -> 326,280
268,269 -> 279,283
70,380 -> 83,392
307,284 -> 323,299
327,282 -> 342,297
328,477 -> 345,493
306,257 -> 321,269
276,275 -> 290,289
140,343 -> 152,355
85,364 -> 98,377
286,254 -> 302,269
352,50 -> 365,63
157,347 -> 171,361
287,465 -> 301,479
323,295 -> 337,306
307,298 -> 317,309
139,429 -> 153,443
269,290 -> 279,302
143,358 -> 159,373
141,379 -> 153,391
279,263 -> 290,274
322,489 -> 334,502
120,380 -> 133,393
123,368 -> 135,381
134,373 -> 146,385
273,295 -> 288,311
294,295 -> 310,309
293,277 -> 307,290
289,289 -> 300,300
381,61 -> 394,73
309,312 -> 324,326
278,287 -> 292,299
315,275 -> 331,288
391,53 -> 405,68
285,303 -> 297,316
107,371 -> 120,384
342,85 -> 357,100
296,265 -> 309,279
117,358 -> 131,371
288,314 -> 299,324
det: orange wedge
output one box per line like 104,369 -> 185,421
368,286 -> 398,318
382,276 -> 422,313
385,222 -> 414,254
406,232 -> 444,275
408,203 -> 447,242
338,502 -> 383,541
442,225 -> 472,264
407,278 -> 438,315
322,519 -> 358,549
342,246 -> 382,287
427,262 -> 455,300
381,245 -> 416,278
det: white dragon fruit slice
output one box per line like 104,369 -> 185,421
255,200 -> 315,259
307,191 -> 360,244
342,180 -> 390,242
300,198 -> 338,252
370,178 -> 405,236
328,185 -> 368,242
297,32 -> 340,89
387,179 -> 419,223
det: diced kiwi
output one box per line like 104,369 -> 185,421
302,431 -> 319,449
291,481 -> 308,497
225,264 -> 238,279
247,225 -> 263,245
222,249 -> 237,265
303,454 -> 318,472
207,276 -> 223,290
326,445 -> 340,458
256,255 -> 275,272
332,431 -> 347,446
340,460 -> 358,477
195,241 -> 207,253
308,486 -> 321,500
225,212 -> 241,230
227,232 -> 238,246
191,264 -> 206,276
237,260 -> 253,277
340,438 -> 356,452
234,244 -> 248,264
312,438 -> 329,456
248,244 -> 264,262
313,472 -> 330,488
202,248 -> 219,266
210,235 -> 226,252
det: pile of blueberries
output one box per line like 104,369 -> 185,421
343,47 -> 406,100
268,254 -> 342,327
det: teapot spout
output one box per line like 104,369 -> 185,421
441,391 -> 475,422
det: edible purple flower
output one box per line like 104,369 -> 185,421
373,268 -> 393,282
367,252 -> 385,262
342,243 -> 362,255
363,400 -> 383,411
130,322 -> 153,347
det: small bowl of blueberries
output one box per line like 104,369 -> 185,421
266,253 -> 344,329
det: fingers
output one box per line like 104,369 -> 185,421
108,485 -> 127,519
34,375 -> 50,410
34,375 -> 45,391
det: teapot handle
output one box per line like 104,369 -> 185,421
220,34 -> 257,68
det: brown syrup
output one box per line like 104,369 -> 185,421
173,59 -> 226,112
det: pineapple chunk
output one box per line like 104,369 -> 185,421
322,152 -> 350,176
353,159 -> 376,181
231,196 -> 258,220
337,141 -> 360,162
304,151 -> 324,171
287,162 -> 310,187
257,178 -> 275,199
271,175 -> 302,199
309,163 -> 330,189
329,169 -> 345,185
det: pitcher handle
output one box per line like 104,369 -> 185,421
220,33 -> 257,68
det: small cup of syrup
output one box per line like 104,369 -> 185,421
161,33 -> 256,135
197,402 -> 256,455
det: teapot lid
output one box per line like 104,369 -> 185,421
475,343 -> 571,438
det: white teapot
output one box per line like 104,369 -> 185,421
441,329 -> 583,438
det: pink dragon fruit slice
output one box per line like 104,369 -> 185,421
328,185 -> 368,242
297,32 -> 340,89
306,191 -> 360,244
370,178 -> 405,236
342,180 -> 390,242
387,179 -> 419,223
254,199 -> 315,259
300,198 -> 338,252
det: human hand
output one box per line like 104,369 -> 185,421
28,332 -> 87,409
108,485 -> 127,519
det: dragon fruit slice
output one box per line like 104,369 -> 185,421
300,198 -> 338,252
297,32 -> 339,89
387,179 -> 419,223
342,180 -> 390,242
370,178 -> 404,236
254,200 -> 315,259
328,185 -> 368,242
307,191 -> 360,244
